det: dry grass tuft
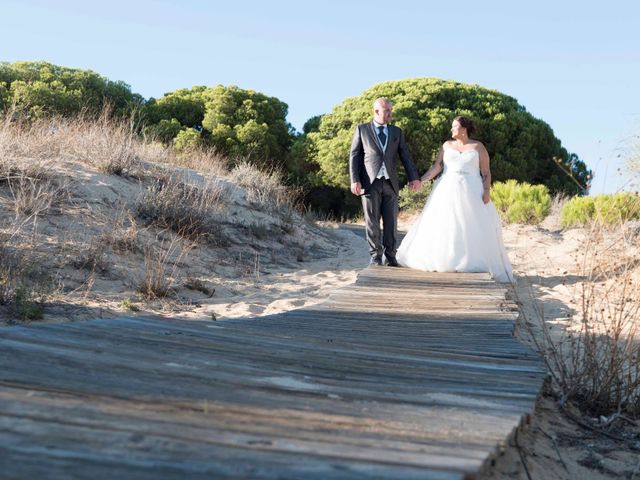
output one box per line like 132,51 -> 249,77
0,113 -> 70,219
97,207 -> 140,253
229,161 -> 300,213
63,107 -> 142,176
137,235 -> 190,300
171,147 -> 228,177
136,174 -> 228,243
520,218 -> 640,418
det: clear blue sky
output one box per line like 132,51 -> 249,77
3,0 -> 639,193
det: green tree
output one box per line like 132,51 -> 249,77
0,61 -> 143,118
201,85 -> 292,165
305,78 -> 590,196
173,128 -> 203,152
144,118 -> 185,144
145,86 -> 206,127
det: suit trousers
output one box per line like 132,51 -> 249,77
361,177 -> 398,259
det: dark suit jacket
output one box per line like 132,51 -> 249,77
349,122 -> 419,194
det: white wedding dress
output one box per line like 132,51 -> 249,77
396,149 -> 514,283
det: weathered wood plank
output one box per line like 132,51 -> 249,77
0,267 -> 547,479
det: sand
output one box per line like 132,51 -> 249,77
2,156 -> 638,478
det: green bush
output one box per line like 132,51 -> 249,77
491,180 -> 551,224
303,78 -> 590,196
398,182 -> 433,212
144,118 -> 185,144
561,196 -> 595,228
0,61 -> 143,118
173,128 -> 202,152
144,84 -> 293,168
562,193 -> 640,227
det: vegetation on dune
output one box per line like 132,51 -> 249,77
562,192 -> 640,227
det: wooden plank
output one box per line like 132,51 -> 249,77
0,266 -> 547,479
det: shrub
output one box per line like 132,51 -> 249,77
561,196 -> 595,228
398,181 -> 433,212
13,285 -> 44,321
144,118 -> 184,144
562,193 -> 640,228
120,298 -> 140,312
173,128 -> 202,152
491,180 -> 551,224
0,60 -> 143,118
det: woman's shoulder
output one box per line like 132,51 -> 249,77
469,140 -> 488,152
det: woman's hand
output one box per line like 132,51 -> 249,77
482,190 -> 491,204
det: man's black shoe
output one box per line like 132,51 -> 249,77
384,257 -> 400,267
369,256 -> 383,266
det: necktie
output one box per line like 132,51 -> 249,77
377,126 -> 386,147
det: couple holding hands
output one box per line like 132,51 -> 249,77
349,98 -> 513,283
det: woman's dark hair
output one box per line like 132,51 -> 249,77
453,116 -> 476,136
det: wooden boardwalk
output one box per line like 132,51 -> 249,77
0,267 -> 546,479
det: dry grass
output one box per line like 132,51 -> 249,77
97,207 -> 140,254
540,194 -> 569,230
0,107 -> 323,323
171,146 -> 228,177
136,173 -> 228,243
0,113 -> 70,219
62,107 -> 142,176
520,218 -> 640,418
229,160 -> 300,213
137,235 -> 190,300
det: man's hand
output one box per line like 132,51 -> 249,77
350,181 -> 363,196
408,180 -> 421,192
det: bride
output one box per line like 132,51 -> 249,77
396,116 -> 514,283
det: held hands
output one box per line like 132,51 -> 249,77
408,180 -> 421,192
352,180 -> 423,195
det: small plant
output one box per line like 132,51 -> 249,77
71,242 -> 109,273
13,285 -> 44,321
248,222 -> 271,240
120,298 -> 140,312
491,180 -> 551,224
98,208 -> 140,253
137,236 -> 188,300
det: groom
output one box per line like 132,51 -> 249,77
349,97 -> 421,266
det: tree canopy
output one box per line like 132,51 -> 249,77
303,78 -> 591,196
0,61 -> 144,117
0,63 -> 591,198
145,85 -> 293,165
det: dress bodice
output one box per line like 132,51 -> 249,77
442,149 -> 480,177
